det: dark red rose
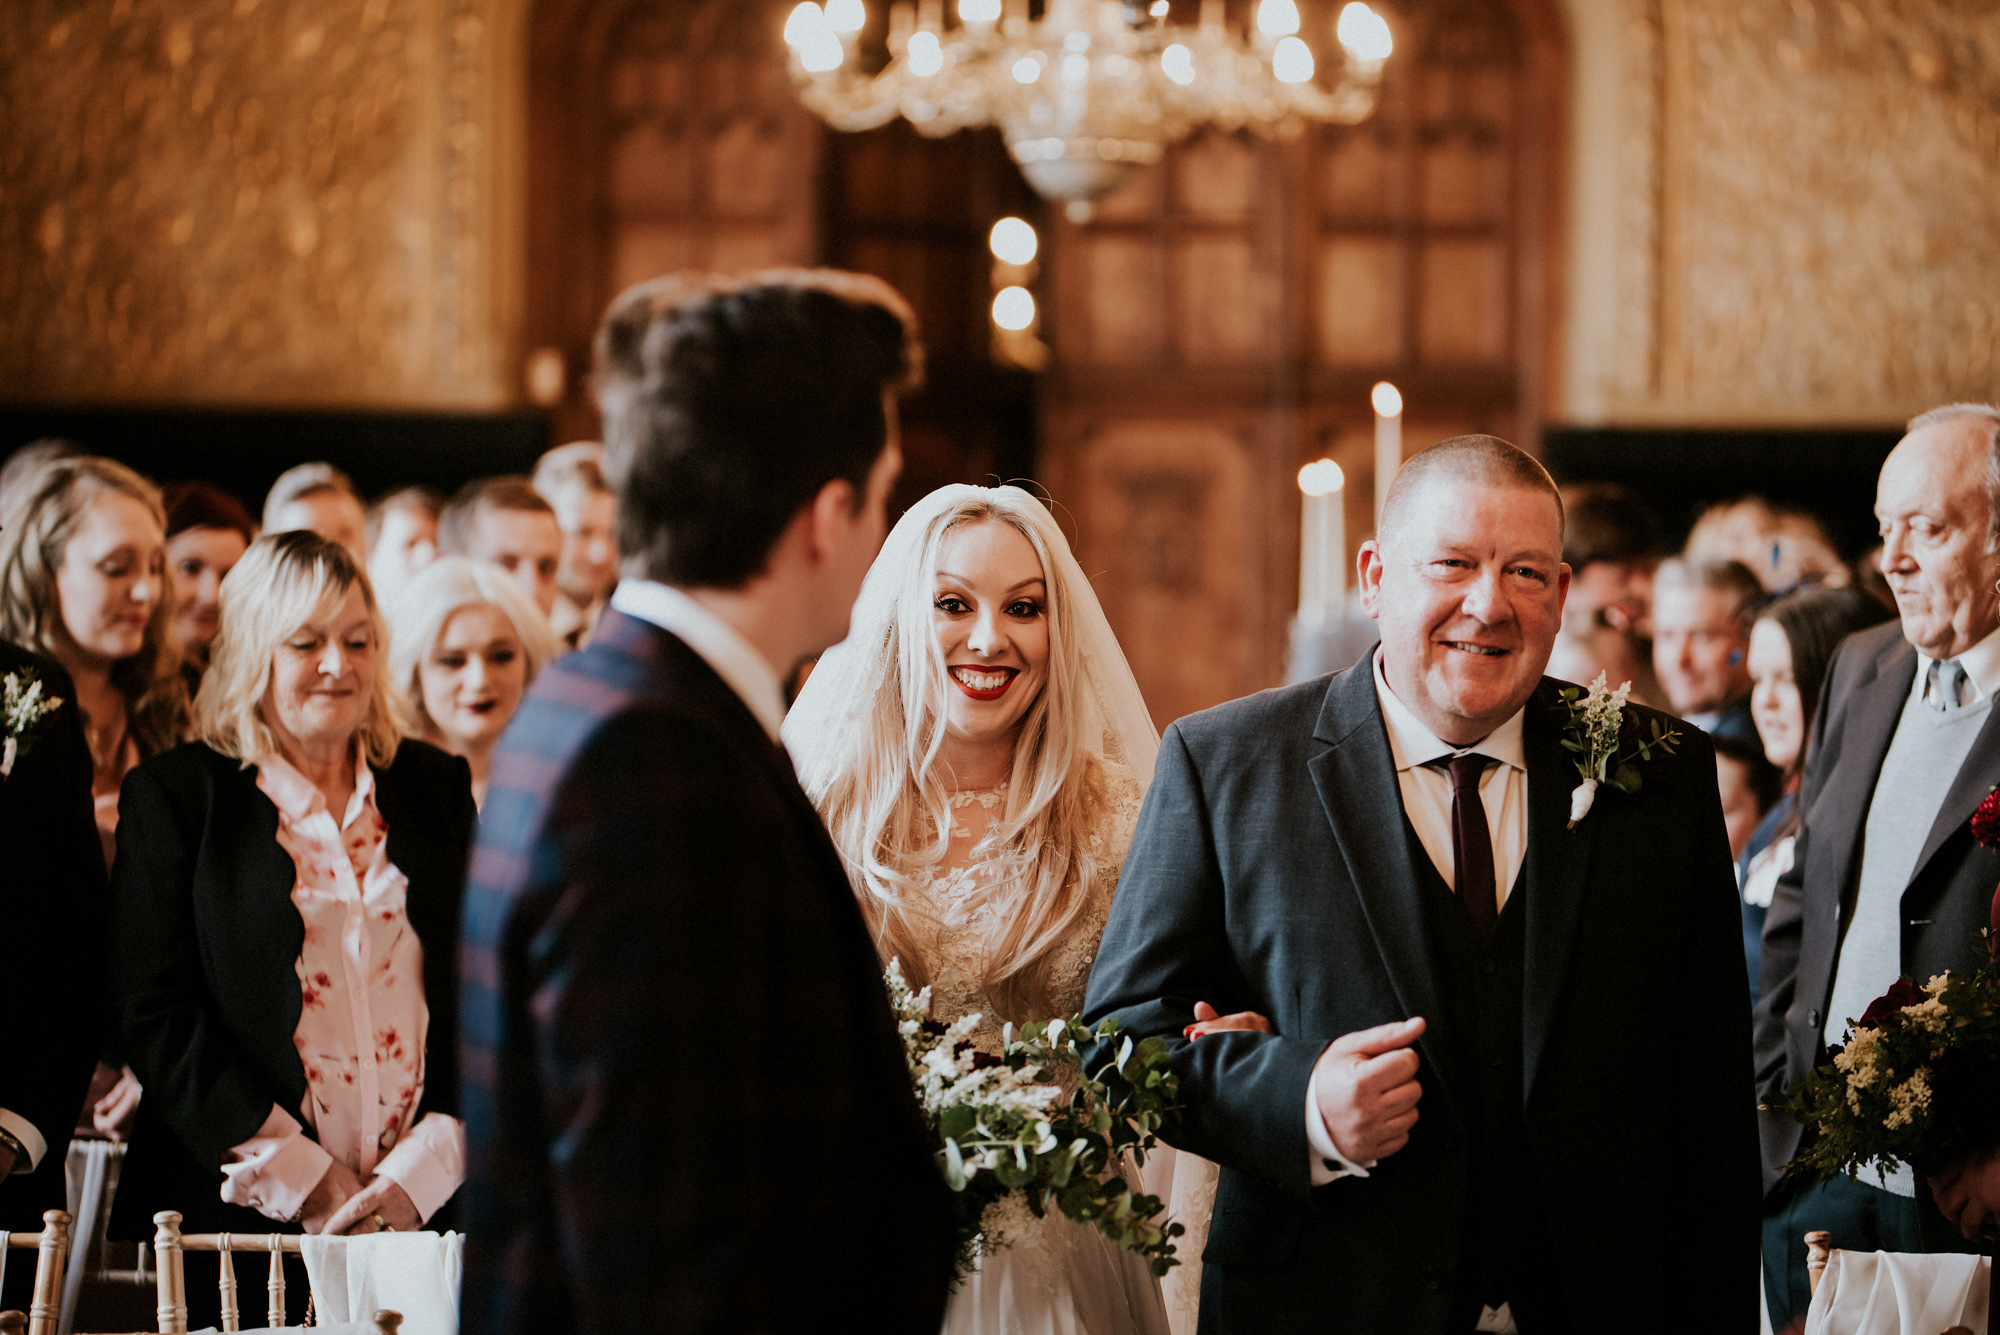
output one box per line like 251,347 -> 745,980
1972,787 -> 2000,850
1857,976 -> 1928,1029
969,1051 -> 1005,1071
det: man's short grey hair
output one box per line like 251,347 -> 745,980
1378,434 -> 1565,551
1905,404 -> 2000,550
1653,556 -> 1763,627
261,461 -> 359,532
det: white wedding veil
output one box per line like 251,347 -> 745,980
784,483 -> 1159,802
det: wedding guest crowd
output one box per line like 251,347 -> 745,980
5,255 -> 2000,1335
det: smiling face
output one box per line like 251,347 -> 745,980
417,602 -> 528,758
1876,417 -> 2000,659
168,525 -> 249,660
262,583 -> 377,756
1747,617 -> 1804,771
54,487 -> 168,670
930,517 -> 1052,762
1360,475 -> 1568,746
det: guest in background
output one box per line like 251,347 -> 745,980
366,485 -> 443,599
1651,556 -> 1761,738
1738,586 -> 1892,1000
0,639 -> 106,1313
437,476 -> 564,619
108,532 -> 474,1324
1560,481 -> 1662,636
0,454 -> 189,1141
263,462 -> 368,565
1756,404 -> 2000,1325
1686,495 -> 1851,593
0,454 -> 190,871
532,442 -> 618,650
163,481 -> 255,675
1713,732 -> 1782,864
386,555 -> 557,807
0,439 -> 80,510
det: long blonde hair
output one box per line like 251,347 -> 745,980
812,495 -> 1107,1022
0,453 -> 189,757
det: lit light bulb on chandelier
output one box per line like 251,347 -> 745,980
1338,2 -> 1395,63
1257,0 -> 1302,38
989,217 -> 1038,266
992,286 -> 1036,332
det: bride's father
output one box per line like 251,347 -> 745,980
1085,436 -> 1760,1333
459,271 -> 953,1335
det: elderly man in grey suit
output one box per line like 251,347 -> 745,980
1087,435 -> 1759,1334
1756,403 -> 2000,1328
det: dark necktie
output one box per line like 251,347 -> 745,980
1427,752 -> 1497,940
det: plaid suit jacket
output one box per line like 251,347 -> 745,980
459,610 -> 953,1335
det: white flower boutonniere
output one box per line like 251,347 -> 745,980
2,668 -> 65,779
1554,672 -> 1682,829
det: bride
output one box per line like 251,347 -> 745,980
786,484 -> 1190,1334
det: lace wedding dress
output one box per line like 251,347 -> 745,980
914,761 -> 1172,1335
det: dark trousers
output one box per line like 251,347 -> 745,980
1761,1175 -> 1927,1328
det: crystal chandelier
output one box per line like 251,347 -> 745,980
782,0 -> 1394,216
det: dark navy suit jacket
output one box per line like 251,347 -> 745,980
458,609 -> 953,1335
1085,659 -> 1760,1333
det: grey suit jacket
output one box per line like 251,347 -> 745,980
1754,620 -> 2000,1202
1085,657 -> 1759,1334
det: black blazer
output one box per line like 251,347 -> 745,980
107,738 -> 475,1237
1755,622 -> 2000,1209
1084,660 -> 1761,1334
0,644 -> 104,1239
458,610 -> 954,1335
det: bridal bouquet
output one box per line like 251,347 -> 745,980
1783,967 -> 2000,1183
2,667 -> 65,779
885,959 -> 1184,1282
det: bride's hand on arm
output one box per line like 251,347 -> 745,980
1183,1000 -> 1274,1039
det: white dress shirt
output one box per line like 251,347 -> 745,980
1916,622 -> 2000,710
608,580 -> 788,743
1302,653 -> 1531,1332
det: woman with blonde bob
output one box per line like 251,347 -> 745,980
106,531 -> 476,1325
785,484 -> 1246,1335
385,554 -> 558,807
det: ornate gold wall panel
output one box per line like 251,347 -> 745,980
0,0 -> 515,408
1594,0 -> 2000,421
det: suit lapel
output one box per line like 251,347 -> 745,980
1520,681 -> 1597,1097
1812,635 -> 1915,913
1308,660 -> 1464,1107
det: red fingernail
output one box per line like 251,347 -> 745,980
1183,1025 -> 1197,1037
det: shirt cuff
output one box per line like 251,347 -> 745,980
372,1113 -> 465,1224
1306,1061 -> 1377,1187
220,1105 -> 336,1222
0,1108 -> 48,1174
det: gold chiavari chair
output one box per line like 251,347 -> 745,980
2,1211 -> 402,1335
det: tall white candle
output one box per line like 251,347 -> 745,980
1371,380 -> 1403,528
1297,458 -> 1346,627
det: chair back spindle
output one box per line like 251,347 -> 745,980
214,1234 -> 237,1334
27,1212 -> 69,1335
150,1214 -> 185,1335
264,1235 -> 284,1330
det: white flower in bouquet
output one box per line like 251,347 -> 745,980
1554,672 -> 1679,828
2,668 -> 66,779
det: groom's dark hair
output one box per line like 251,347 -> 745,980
593,269 -> 923,590
1379,434 -> 1565,549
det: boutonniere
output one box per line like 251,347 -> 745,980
2,668 -> 65,779
1554,672 -> 1682,828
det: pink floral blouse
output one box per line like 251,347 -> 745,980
217,748 -> 463,1224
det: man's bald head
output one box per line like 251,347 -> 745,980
1379,435 -> 1565,553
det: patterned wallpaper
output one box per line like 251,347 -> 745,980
1604,0 -> 2000,420
0,0 -> 509,407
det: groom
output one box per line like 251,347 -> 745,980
1085,436 -> 1760,1333
459,271 -> 954,1334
